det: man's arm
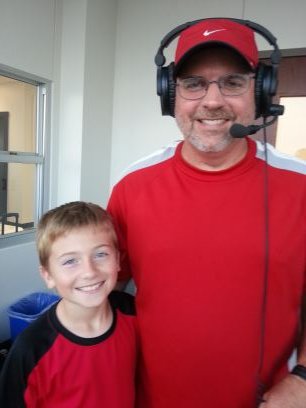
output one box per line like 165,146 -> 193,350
258,295 -> 306,407
297,294 -> 306,365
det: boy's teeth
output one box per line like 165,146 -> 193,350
78,282 -> 103,291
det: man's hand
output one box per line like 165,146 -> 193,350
258,374 -> 306,407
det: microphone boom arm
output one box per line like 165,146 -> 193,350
230,104 -> 284,138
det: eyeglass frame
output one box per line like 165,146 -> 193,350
175,73 -> 256,100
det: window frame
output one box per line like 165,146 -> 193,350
0,67 -> 51,248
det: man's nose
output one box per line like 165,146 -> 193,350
199,81 -> 225,108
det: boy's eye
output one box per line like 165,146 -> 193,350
62,258 -> 78,266
94,251 -> 108,260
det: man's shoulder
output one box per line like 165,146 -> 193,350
114,141 -> 181,184
254,139 -> 306,176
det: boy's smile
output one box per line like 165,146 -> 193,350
76,281 -> 106,292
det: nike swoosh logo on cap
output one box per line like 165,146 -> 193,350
203,29 -> 227,36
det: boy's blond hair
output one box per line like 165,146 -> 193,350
37,201 -> 118,268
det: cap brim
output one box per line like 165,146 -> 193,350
174,41 -> 253,76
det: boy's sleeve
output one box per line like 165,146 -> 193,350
0,337 -> 30,408
0,311 -> 55,408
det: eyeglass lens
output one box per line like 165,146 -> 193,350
177,74 -> 253,99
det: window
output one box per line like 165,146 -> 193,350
0,70 -> 49,246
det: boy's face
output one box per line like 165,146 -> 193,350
40,224 -> 119,311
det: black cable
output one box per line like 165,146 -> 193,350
255,121 -> 270,407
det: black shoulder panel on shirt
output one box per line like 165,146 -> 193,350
109,290 -> 136,316
0,305 -> 58,408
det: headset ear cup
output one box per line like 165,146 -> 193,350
255,63 -> 264,118
167,63 -> 176,117
156,63 -> 176,116
255,63 -> 275,118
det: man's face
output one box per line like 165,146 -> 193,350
174,47 -> 256,154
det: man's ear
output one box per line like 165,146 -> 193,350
39,265 -> 55,289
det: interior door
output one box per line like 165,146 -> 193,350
0,112 -> 8,214
253,55 -> 306,149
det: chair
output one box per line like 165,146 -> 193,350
0,212 -> 20,235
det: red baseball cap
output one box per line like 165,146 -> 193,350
174,19 -> 258,73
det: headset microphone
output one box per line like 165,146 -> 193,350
230,104 -> 284,138
230,118 -> 276,138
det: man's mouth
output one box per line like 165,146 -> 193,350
198,118 -> 227,126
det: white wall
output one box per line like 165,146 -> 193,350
0,0 -> 306,340
54,0 -> 87,204
0,0 -> 55,79
245,0 -> 306,50
52,0 -> 116,208
0,243 -> 42,341
80,0 -> 117,205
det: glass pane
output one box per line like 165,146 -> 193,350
276,97 -> 306,159
0,76 -> 37,153
0,162 -> 35,235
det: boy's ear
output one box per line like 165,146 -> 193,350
39,265 -> 55,289
115,250 -> 120,271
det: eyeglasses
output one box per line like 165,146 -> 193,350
176,73 -> 255,100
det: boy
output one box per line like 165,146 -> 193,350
0,201 -> 137,407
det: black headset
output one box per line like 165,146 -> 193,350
155,18 -> 282,119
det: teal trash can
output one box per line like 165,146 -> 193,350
8,292 -> 60,340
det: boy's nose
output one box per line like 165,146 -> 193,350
83,258 -> 98,276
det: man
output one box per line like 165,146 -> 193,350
107,18 -> 306,407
